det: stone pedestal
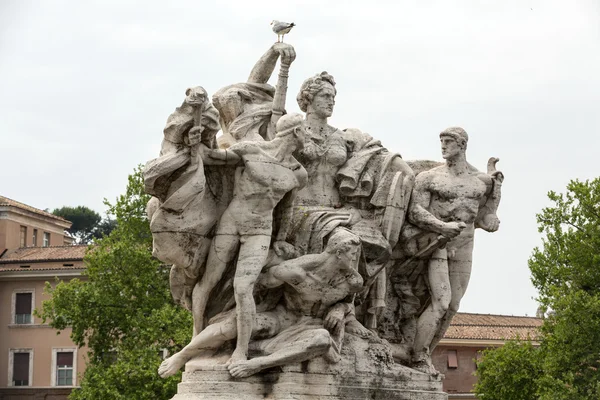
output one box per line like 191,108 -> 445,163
171,336 -> 446,400
172,367 -> 446,400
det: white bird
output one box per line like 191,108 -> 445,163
271,20 -> 295,43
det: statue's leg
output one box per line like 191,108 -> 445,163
228,328 -> 332,378
429,240 -> 474,351
230,234 -> 271,363
192,217 -> 240,335
158,316 -> 237,378
412,248 -> 450,366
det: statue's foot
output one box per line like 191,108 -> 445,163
158,353 -> 187,378
226,348 -> 247,365
227,359 -> 262,378
346,319 -> 372,338
411,357 -> 439,375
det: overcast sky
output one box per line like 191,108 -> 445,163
1,0 -> 599,317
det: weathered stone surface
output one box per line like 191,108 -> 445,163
172,369 -> 446,400
143,37 -> 503,399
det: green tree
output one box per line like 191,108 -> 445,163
476,178 -> 600,400
53,205 -> 102,243
529,178 -> 600,400
474,340 -> 543,400
39,166 -> 192,400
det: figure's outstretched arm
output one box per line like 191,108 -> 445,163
261,253 -> 326,288
247,43 -> 295,84
268,45 -> 296,138
201,147 -> 242,165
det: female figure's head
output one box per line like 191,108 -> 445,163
296,72 -> 337,119
275,112 -> 306,150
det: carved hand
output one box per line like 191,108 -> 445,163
477,214 -> 500,232
440,221 -> 466,239
324,306 -> 346,333
271,42 -> 296,66
273,241 -> 298,260
188,126 -> 204,146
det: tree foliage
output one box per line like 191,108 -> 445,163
474,340 -> 543,400
476,178 -> 600,400
52,205 -> 116,243
39,166 -> 192,399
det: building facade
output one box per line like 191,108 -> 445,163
433,313 -> 543,399
0,196 -> 86,400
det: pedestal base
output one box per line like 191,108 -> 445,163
172,365 -> 446,400
170,334 -> 446,399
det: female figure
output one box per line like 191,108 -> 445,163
292,72 -> 415,329
193,113 -> 308,362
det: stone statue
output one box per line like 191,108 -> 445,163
406,127 -> 503,372
191,113 -> 307,360
158,228 -> 362,379
377,127 -> 503,372
213,43 -> 295,145
145,86 -> 238,316
144,40 -> 503,400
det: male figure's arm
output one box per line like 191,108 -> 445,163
258,254 -> 324,289
409,173 -> 465,238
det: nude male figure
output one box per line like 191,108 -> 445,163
158,229 -> 365,379
408,127 -> 502,372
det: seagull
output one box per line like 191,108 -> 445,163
271,20 -> 295,43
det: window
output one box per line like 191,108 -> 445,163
52,348 -> 76,387
20,226 -> 27,247
32,229 -> 38,246
447,349 -> 458,369
43,232 -> 50,247
9,349 -> 33,387
13,291 -> 34,324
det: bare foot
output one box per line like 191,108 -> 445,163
226,348 -> 247,365
346,319 -> 372,338
158,353 -> 187,378
227,359 -> 262,378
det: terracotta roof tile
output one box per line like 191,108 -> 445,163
0,245 -> 88,265
445,312 -> 543,341
0,264 -> 86,272
0,195 -> 70,223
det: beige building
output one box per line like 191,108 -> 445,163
0,196 -> 86,399
432,313 -> 543,399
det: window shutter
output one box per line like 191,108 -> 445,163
447,349 -> 458,368
15,293 -> 32,314
57,352 -> 73,367
13,353 -> 30,383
